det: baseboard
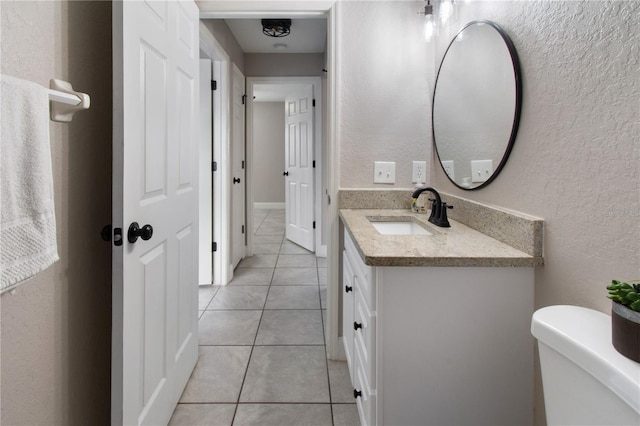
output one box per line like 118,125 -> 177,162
254,202 -> 285,210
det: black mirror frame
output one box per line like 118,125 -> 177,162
432,20 -> 523,190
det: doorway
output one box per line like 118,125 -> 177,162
246,77 -> 325,259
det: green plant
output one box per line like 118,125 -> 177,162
607,280 -> 640,312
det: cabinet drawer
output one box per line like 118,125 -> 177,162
342,251 -> 355,383
354,354 -> 376,426
354,289 -> 376,389
344,232 -> 376,308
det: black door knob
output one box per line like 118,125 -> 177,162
354,322 -> 362,331
233,177 -> 241,184
128,222 -> 154,243
283,171 -> 289,176
354,389 -> 362,399
345,285 -> 353,293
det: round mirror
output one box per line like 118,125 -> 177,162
432,21 -> 522,190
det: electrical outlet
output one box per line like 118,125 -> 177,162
374,161 -> 396,184
412,161 -> 427,183
471,159 -> 493,183
441,160 -> 455,180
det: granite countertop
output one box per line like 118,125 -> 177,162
340,209 -> 543,267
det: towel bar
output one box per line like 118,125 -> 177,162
48,79 -> 90,122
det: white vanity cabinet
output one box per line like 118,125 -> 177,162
342,231 -> 535,426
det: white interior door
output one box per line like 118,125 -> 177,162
284,86 -> 315,251
199,59 -> 213,284
231,65 -> 245,269
112,1 -> 199,424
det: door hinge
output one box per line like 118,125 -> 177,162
242,94 -> 246,105
211,80 -> 217,91
212,242 -> 217,252
242,160 -> 245,169
312,160 -> 316,168
212,161 -> 217,172
313,221 -> 316,229
312,99 -> 316,107
242,225 -> 245,234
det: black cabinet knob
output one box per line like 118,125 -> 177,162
233,177 -> 241,184
345,285 -> 353,293
354,389 -> 362,399
283,171 -> 289,176
354,322 -> 362,331
128,222 -> 153,244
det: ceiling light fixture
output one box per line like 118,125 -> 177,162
261,19 -> 292,38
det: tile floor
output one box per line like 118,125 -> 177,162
169,209 -> 359,426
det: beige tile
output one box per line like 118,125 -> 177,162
169,404 -> 235,426
265,286 -> 320,310
253,243 -> 281,254
230,267 -> 274,286
256,310 -> 324,345
253,235 -> 284,244
272,267 -> 319,286
332,404 -> 359,426
320,286 -> 326,309
234,404 -> 332,426
199,310 -> 262,345
238,255 -> 278,268
256,223 -> 285,235
328,361 -> 354,403
280,242 -> 313,255
318,268 -> 327,286
276,254 -> 317,268
180,346 -> 251,403
208,286 -> 269,310
199,285 -> 219,310
240,346 -> 330,403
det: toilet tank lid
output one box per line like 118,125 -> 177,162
531,305 -> 640,414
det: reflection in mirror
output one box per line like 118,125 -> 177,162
433,21 -> 521,190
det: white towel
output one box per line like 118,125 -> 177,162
1,75 -> 59,293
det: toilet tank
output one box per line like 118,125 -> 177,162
531,305 -> 640,426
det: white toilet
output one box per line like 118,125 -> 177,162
531,305 -> 640,426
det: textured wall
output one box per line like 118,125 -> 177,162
1,1 -> 112,424
337,1 -> 432,188
429,1 -> 639,424
253,102 -> 286,203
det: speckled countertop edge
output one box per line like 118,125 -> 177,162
340,209 -> 544,267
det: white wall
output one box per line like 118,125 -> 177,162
203,19 -> 245,73
0,1 -> 112,423
337,1 -> 432,188
253,102 -> 286,204
245,53 -> 325,77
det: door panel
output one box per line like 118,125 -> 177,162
112,1 -> 199,424
284,86 -> 315,251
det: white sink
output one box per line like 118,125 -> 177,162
370,221 -> 432,236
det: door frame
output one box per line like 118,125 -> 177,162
199,22 -> 231,286
245,77 -> 324,258
198,2 -> 340,359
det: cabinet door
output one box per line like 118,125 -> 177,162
342,250 -> 355,383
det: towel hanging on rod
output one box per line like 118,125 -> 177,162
48,79 -> 90,122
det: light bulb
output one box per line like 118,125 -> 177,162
424,14 -> 435,41
440,0 -> 453,24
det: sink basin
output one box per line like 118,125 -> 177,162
369,220 -> 432,236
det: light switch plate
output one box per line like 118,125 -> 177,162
471,159 -> 493,183
374,161 -> 396,184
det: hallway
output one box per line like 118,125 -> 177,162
169,209 -> 358,425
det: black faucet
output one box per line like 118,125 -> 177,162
411,187 -> 453,227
